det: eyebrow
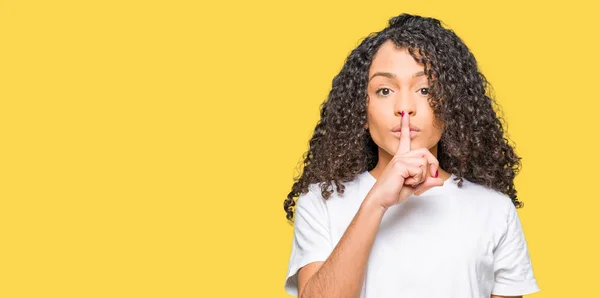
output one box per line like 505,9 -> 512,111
368,71 -> 426,82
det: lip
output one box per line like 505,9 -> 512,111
391,124 -> 420,133
392,130 -> 419,138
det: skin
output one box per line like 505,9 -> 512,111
297,40 -> 523,298
365,40 -> 521,298
365,40 -> 451,185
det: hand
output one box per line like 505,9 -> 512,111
365,112 -> 445,210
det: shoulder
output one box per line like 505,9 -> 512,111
444,177 -> 521,243
296,183 -> 326,213
300,172 -> 367,201
296,172 -> 368,213
295,180 -> 335,217
452,177 -> 516,219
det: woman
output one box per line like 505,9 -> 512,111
283,13 -> 540,297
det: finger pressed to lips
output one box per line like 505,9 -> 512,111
392,130 -> 420,138
402,148 -> 440,178
396,111 -> 411,154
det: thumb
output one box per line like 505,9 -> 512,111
413,177 -> 444,196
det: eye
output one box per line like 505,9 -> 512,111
375,88 -> 393,97
418,87 -> 430,96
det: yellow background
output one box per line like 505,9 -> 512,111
1,0 -> 598,297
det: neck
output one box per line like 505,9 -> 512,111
368,143 -> 451,181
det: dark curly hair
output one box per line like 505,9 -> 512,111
283,13 -> 523,222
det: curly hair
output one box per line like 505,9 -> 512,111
283,13 -> 523,222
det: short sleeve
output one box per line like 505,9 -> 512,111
284,188 -> 334,297
491,201 -> 540,296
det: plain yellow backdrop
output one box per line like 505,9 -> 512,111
1,0 -> 598,297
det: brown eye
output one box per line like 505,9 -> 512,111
418,88 -> 430,96
376,88 -> 392,96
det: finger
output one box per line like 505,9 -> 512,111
429,161 -> 439,178
406,164 -> 425,187
413,177 -> 444,196
400,157 -> 427,186
396,111 -> 411,155
405,148 -> 440,178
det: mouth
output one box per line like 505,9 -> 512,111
392,130 -> 420,138
391,128 -> 419,132
391,124 -> 420,133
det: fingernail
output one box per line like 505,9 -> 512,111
401,111 -> 405,117
434,170 -> 439,178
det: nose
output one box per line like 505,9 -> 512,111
393,91 -> 416,117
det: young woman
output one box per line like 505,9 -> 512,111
283,13 -> 540,298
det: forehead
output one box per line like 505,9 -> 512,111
368,41 -> 425,78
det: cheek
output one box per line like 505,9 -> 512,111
431,116 -> 444,135
426,119 -> 444,144
366,105 -> 379,129
367,107 -> 384,131
366,107 -> 390,147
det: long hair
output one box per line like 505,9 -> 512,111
284,13 -> 523,222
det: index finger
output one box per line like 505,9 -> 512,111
396,111 -> 411,154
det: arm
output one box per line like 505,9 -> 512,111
490,201 -> 539,296
298,198 -> 386,298
296,113 -> 443,297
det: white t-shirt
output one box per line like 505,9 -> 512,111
284,171 -> 540,297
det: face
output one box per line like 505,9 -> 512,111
366,40 -> 444,158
